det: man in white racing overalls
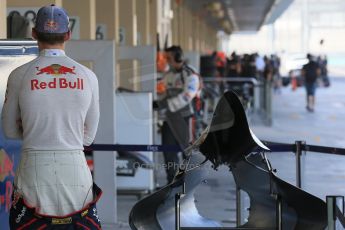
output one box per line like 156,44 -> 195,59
157,45 -> 201,183
1,5 -> 102,229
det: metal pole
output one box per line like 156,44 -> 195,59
295,141 -> 305,188
175,193 -> 181,230
266,80 -> 272,126
327,196 -> 337,230
327,196 -> 345,230
236,186 -> 242,227
254,84 -> 260,110
175,182 -> 186,230
260,81 -> 265,113
276,194 -> 283,230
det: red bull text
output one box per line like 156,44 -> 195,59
31,78 -> 84,90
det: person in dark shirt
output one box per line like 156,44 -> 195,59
302,54 -> 321,112
263,56 -> 273,82
241,54 -> 256,78
227,52 -> 242,77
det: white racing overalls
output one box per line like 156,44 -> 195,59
1,49 -> 101,228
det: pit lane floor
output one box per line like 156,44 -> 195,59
113,77 -> 345,229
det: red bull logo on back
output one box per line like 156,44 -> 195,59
33,64 -> 83,91
36,64 -> 76,75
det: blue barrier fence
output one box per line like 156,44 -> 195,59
87,141 -> 345,155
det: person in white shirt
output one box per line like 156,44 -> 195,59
1,4 -> 102,229
255,53 -> 265,78
157,45 -> 201,183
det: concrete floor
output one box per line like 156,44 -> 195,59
113,77 -> 345,229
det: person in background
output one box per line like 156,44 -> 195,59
271,54 -> 282,93
227,52 -> 242,77
1,5 -> 102,229
263,55 -> 273,82
318,55 -> 330,87
301,54 -> 321,112
215,51 -> 226,77
241,54 -> 256,78
156,45 -> 201,184
255,53 -> 265,79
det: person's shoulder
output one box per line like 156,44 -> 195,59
66,57 -> 98,79
185,64 -> 198,72
9,58 -> 38,80
184,64 -> 199,76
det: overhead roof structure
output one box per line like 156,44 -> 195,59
184,0 -> 294,34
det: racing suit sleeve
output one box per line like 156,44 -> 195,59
83,72 -> 100,146
167,73 -> 200,112
1,70 -> 23,139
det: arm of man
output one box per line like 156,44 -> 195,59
83,73 -> 100,146
1,71 -> 23,139
167,74 -> 200,112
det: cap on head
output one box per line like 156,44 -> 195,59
35,4 -> 69,33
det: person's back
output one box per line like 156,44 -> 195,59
302,54 -> 320,112
11,50 -> 98,151
303,60 -> 319,84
